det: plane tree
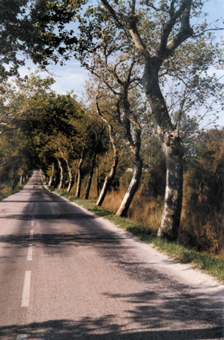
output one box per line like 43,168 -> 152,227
89,86 -> 120,207
80,28 -> 148,215
72,0 -> 224,239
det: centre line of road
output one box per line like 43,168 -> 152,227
27,244 -> 33,261
21,271 -> 31,307
31,220 -> 34,227
30,229 -> 34,239
16,335 -> 27,340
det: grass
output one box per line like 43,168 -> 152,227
54,189 -> 224,283
0,183 -> 24,201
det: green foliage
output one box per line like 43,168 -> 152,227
0,0 -> 84,81
0,0 -> 29,81
0,72 -> 111,194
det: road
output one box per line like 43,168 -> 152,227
0,170 -> 223,340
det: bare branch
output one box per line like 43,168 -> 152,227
143,1 -> 160,12
193,27 -> 224,38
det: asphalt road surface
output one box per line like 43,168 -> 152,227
0,171 -> 223,340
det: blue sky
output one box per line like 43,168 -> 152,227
19,0 -> 224,127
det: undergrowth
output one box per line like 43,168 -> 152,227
0,183 -> 23,201
54,189 -> 224,283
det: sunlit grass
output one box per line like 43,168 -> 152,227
54,189 -> 224,283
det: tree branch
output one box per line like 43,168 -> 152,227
158,0 -> 193,59
193,27 -> 224,38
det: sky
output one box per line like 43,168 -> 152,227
19,0 -> 224,127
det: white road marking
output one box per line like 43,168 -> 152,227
31,220 -> 34,227
21,271 -> 31,307
16,335 -> 27,340
27,244 -> 33,261
30,229 -> 34,239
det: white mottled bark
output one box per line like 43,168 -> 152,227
157,132 -> 183,240
20,174 -> 23,186
116,160 -> 142,217
75,157 -> 83,198
48,164 -> 54,187
96,143 -> 118,206
65,159 -> 72,193
57,158 -> 64,190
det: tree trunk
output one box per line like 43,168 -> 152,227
116,160 -> 143,217
95,116 -> 119,206
20,173 -> 24,186
75,168 -> 82,197
57,158 -> 64,190
157,132 -> 183,240
48,164 -> 54,186
83,153 -> 96,200
75,157 -> 83,198
65,159 -> 73,193
142,58 -> 183,239
96,150 -> 118,206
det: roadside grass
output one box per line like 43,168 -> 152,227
54,189 -> 224,283
0,184 -> 24,201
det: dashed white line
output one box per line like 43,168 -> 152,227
16,335 -> 27,340
27,244 -> 33,261
30,229 -> 34,239
31,220 -> 34,227
21,271 -> 31,307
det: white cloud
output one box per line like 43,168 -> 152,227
18,59 -> 89,99
50,64 -> 89,97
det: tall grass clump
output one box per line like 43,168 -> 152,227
179,129 -> 223,254
0,181 -> 24,201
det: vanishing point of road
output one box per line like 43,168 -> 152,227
0,171 -> 223,339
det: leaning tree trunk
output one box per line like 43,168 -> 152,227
115,86 -> 142,217
57,158 -> 64,190
75,168 -> 82,197
65,159 -> 73,193
157,132 -> 183,240
116,159 -> 143,217
48,163 -> 55,187
75,156 -> 83,198
96,125 -> 118,206
67,167 -> 73,193
83,153 -> 96,200
96,154 -> 118,206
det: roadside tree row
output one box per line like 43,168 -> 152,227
0,0 -> 223,246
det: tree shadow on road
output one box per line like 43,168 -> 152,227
0,217 -> 223,331
0,195 -> 223,338
0,318 -> 223,340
